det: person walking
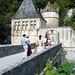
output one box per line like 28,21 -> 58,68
43,36 -> 47,49
21,34 -> 28,59
36,35 -> 44,52
47,38 -> 51,47
26,36 -> 32,56
51,37 -> 54,46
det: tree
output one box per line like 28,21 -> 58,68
53,0 -> 71,26
34,0 -> 49,9
71,10 -> 75,31
63,9 -> 75,30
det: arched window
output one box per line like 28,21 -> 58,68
18,21 -> 20,24
26,24 -> 28,30
23,21 -> 25,24
47,9 -> 49,11
15,21 -> 17,24
26,21 -> 28,24
30,21 -> 33,23
46,7 -> 50,11
23,25 -> 25,30
18,25 -> 20,30
34,24 -> 36,29
15,25 -> 17,30
34,20 -> 36,23
31,24 -> 33,30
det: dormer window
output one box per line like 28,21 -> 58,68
47,9 -> 49,11
46,7 -> 50,11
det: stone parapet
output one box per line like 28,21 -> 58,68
1,43 -> 62,75
0,43 -> 36,58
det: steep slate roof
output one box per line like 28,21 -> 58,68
11,0 -> 45,21
42,2 -> 57,12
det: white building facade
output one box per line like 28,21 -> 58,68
11,0 -> 46,45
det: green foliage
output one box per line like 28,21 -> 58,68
45,70 -> 51,75
34,0 -> 49,9
45,70 -> 60,75
51,57 -> 55,61
72,71 -> 75,75
0,0 -> 22,25
53,0 -> 71,25
60,73 -> 67,75
71,10 -> 75,31
0,0 -> 75,40
45,62 -> 75,75
57,62 -> 73,74
64,19 -> 72,26
0,25 -> 10,39
46,60 -> 53,70
0,0 -> 75,25
53,71 -> 60,75
49,70 -> 55,75
45,70 -> 55,75
63,10 -> 75,31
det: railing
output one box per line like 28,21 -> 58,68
0,43 -> 36,58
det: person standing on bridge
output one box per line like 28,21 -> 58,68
43,36 -> 47,49
47,38 -> 51,47
27,36 -> 32,56
21,34 -> 28,59
51,37 -> 54,46
36,35 -> 44,52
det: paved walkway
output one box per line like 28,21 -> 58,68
0,48 -> 39,70
0,52 -> 24,70
0,46 -> 51,74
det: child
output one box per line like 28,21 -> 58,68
48,38 -> 51,47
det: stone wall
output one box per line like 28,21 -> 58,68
1,43 -> 62,75
0,43 -> 35,58
41,12 -> 59,28
39,27 -> 75,47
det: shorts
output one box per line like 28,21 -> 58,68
48,43 -> 51,46
44,42 -> 46,46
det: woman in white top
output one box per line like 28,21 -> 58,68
36,35 -> 44,52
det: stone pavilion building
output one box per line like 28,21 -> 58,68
11,0 -> 46,44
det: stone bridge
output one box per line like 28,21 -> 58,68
0,43 -> 62,75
